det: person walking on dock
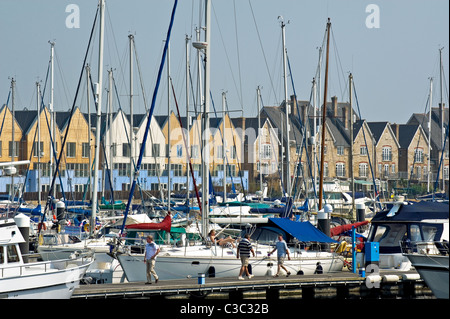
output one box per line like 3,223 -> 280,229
144,235 -> 160,284
269,234 -> 291,277
237,233 -> 255,280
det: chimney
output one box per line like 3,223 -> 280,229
332,96 -> 338,119
343,104 -> 348,129
290,95 -> 297,117
302,103 -> 308,126
392,123 -> 399,141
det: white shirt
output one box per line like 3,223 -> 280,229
145,242 -> 159,260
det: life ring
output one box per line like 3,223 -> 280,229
84,223 -> 90,232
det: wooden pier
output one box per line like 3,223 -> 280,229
72,270 -> 433,300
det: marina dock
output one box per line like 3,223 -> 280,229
72,270 -> 433,299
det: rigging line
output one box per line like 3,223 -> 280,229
233,0 -> 244,108
224,95 -> 247,197
40,5 -> 99,225
248,0 -> 278,103
54,48 -> 73,109
433,123 -> 449,195
211,2 -> 243,108
259,94 -> 286,196
407,90 -> 431,190
120,0 -> 179,235
169,76 -> 202,218
286,53 -> 317,205
352,79 -> 379,205
330,26 -> 347,101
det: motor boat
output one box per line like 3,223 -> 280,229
1,214 -> 93,299
403,241 -> 449,299
356,201 -> 449,270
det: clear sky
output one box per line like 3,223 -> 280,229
0,0 -> 448,125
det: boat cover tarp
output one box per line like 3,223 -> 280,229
268,218 -> 337,243
371,201 -> 449,222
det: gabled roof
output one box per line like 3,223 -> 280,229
367,121 -> 401,148
395,124 -> 429,149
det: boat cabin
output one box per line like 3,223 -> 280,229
358,201 -> 449,269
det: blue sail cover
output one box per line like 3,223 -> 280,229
268,218 -> 337,243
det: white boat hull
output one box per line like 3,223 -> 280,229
117,245 -> 344,282
0,258 -> 93,299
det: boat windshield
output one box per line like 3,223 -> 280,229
369,222 -> 444,253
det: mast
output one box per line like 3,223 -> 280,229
129,34 -> 134,188
91,0 -> 105,236
49,41 -> 56,198
86,65 -> 92,199
427,77 -> 433,192
222,91 -> 227,203
167,42 -> 171,213
318,18 -> 331,211
36,81 -> 42,206
185,34 -> 191,205
280,17 -> 290,196
11,78 -> 15,202
257,86 -> 262,196
349,73 -> 355,219
201,0 -> 211,238
439,48 -> 445,193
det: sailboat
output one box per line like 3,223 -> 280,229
116,4 -> 344,282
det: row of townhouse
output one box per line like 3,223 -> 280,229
0,95 -> 448,200
0,103 -> 248,200
240,95 -> 449,196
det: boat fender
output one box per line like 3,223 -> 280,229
402,273 -> 421,281
265,267 -> 275,277
366,274 -> 382,284
382,275 -> 400,283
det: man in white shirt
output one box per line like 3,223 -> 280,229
144,235 -> 160,284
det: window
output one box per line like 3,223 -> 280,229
122,143 -> 131,157
360,145 -> 368,155
191,145 -> 199,159
8,141 -> 19,157
324,162 -> 329,177
216,146 -> 223,159
382,146 -> 392,161
391,164 -> 396,173
336,163 -> 345,177
337,146 -> 344,156
359,163 -> 368,177
230,146 -> 237,159
171,164 -> 183,176
262,144 -> 271,159
384,164 -> 389,177
66,142 -> 76,158
414,148 -> 423,163
152,144 -> 160,157
7,245 -> 20,263
176,145 -> 183,158
115,163 -> 129,176
444,166 -> 449,180
33,141 -> 44,157
82,143 -> 90,158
